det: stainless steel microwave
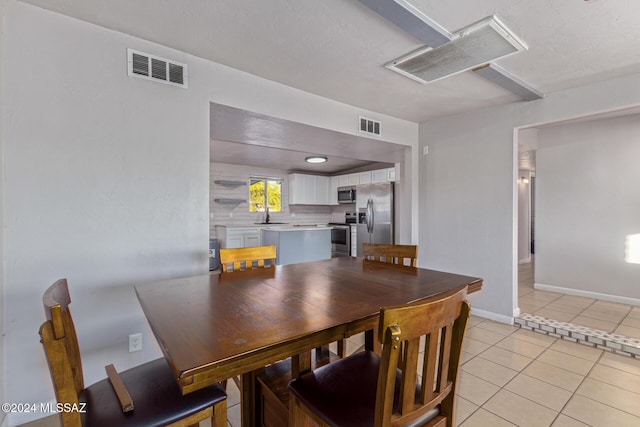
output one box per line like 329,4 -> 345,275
337,186 -> 356,204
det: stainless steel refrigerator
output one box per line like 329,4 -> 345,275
356,182 -> 394,256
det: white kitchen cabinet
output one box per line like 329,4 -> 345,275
289,173 -> 313,205
329,176 -> 339,205
371,169 -> 387,183
227,235 -> 243,248
216,226 -> 261,249
315,175 -> 330,205
351,225 -> 357,256
358,171 -> 372,184
337,175 -> 349,187
347,173 -> 359,186
289,173 -> 330,205
243,233 -> 260,248
387,167 -> 396,182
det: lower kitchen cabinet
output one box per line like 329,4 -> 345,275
351,224 -> 357,256
215,226 -> 262,249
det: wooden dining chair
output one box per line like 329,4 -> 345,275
288,286 -> 470,427
39,279 -> 228,427
353,244 -> 419,358
363,243 -> 418,267
220,245 -> 279,389
219,245 -> 277,272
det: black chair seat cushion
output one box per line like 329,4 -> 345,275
289,351 -> 424,427
80,358 -> 226,427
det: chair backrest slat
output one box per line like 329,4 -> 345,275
42,279 -> 84,394
362,243 -> 418,267
400,337 -> 420,414
40,321 -> 83,427
219,245 -> 277,273
374,286 -> 469,427
40,279 -> 85,427
421,331 -> 438,404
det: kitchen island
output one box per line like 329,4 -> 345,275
261,226 -> 331,265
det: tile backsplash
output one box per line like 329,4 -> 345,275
210,162 -> 339,236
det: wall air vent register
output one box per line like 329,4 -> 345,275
127,48 -> 188,88
359,116 -> 382,136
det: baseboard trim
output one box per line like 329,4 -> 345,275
470,307 -> 514,325
534,283 -> 640,307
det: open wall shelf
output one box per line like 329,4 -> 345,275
214,180 -> 247,187
214,198 -> 247,204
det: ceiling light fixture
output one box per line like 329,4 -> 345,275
305,156 -> 328,164
386,16 -> 527,85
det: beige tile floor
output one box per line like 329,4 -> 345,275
518,260 -> 640,338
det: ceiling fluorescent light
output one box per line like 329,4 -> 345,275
386,16 -> 527,85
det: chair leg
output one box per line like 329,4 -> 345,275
337,339 -> 345,358
289,394 -> 306,427
440,390 -> 454,427
289,394 -> 329,427
212,399 -> 228,427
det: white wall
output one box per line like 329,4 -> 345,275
535,114 -> 640,301
518,170 -> 532,263
0,0 -> 7,425
419,72 -> 640,322
1,2 -> 417,425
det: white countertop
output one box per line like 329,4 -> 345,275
216,224 -> 328,229
262,226 -> 331,232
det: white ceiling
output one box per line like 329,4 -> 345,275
21,0 -> 640,123
21,0 -> 640,172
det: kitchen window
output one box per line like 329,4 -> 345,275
249,177 -> 282,213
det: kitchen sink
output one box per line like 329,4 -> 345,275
254,222 -> 288,225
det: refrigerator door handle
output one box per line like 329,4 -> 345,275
367,198 -> 374,233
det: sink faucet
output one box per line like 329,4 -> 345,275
265,206 -> 270,224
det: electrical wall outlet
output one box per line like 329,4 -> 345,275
129,333 -> 142,352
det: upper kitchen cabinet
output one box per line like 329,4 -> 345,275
289,173 -> 330,205
372,167 -> 396,183
329,176 -> 339,205
292,168 -> 395,206
371,169 -> 387,183
358,171 -> 372,185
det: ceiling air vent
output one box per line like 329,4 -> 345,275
386,16 -> 526,85
127,48 -> 187,88
359,116 -> 381,136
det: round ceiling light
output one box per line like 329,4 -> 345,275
305,156 -> 328,164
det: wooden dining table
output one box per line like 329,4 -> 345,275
134,256 -> 482,426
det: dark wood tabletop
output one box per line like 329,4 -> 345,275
135,256 -> 482,426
